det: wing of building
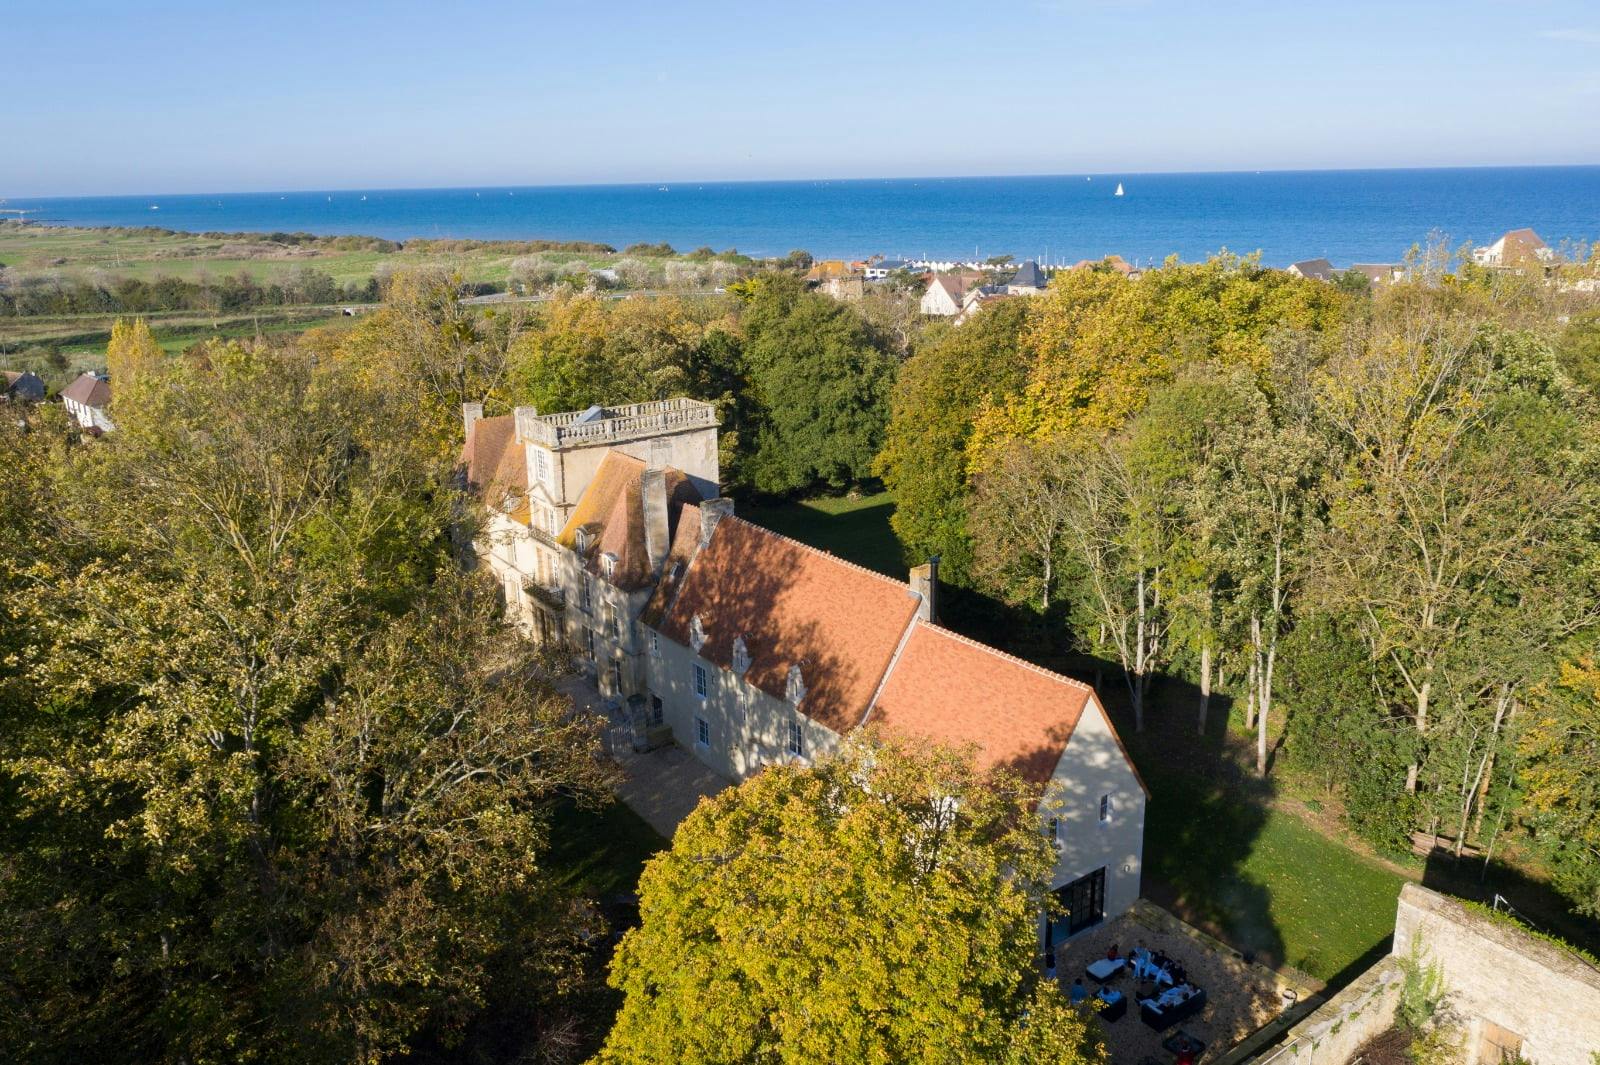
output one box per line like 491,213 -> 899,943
460,397 -> 1147,938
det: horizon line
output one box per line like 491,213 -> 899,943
7,161 -> 1600,203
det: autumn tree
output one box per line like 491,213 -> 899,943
877,300 -> 1032,583
1519,657 -> 1600,915
104,316 -> 164,399
0,341 -> 613,1064
598,735 -> 1106,1065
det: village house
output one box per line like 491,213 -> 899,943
1348,262 -> 1403,286
863,258 -> 911,280
59,372 -> 114,433
461,398 -> 1148,941
819,273 -> 865,301
1472,227 -> 1553,270
1005,258 -> 1048,294
920,271 -> 991,315
1070,255 -> 1140,279
2,370 -> 46,404
1287,257 -> 1337,282
953,284 -> 1012,325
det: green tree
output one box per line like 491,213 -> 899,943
0,341 -> 613,1064
598,735 -> 1105,1065
877,300 -> 1032,583
733,274 -> 896,494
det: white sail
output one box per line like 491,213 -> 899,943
1114,182 -> 1125,197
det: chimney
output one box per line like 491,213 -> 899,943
700,497 -> 734,547
910,555 -> 939,623
641,468 -> 671,577
462,401 -> 484,440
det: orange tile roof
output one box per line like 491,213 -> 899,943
460,414 -> 529,519
656,516 -> 921,734
558,451 -> 703,592
870,620 -> 1124,790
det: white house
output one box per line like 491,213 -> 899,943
1472,228 -> 1552,269
920,274 -> 969,316
60,372 -> 114,433
460,397 -> 1149,942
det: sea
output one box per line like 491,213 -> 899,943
5,167 -> 1598,268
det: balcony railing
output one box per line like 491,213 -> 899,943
525,580 -> 566,611
515,398 -> 717,449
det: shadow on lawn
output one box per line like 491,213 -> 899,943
937,585 -> 1292,975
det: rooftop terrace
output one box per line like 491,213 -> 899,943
514,398 -> 718,450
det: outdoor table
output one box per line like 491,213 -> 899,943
1085,957 -> 1125,982
1161,1031 -> 1206,1057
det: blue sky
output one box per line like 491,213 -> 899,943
6,0 -> 1600,196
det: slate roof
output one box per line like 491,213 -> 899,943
557,451 -> 703,592
1009,260 -> 1047,288
1289,258 -> 1336,281
60,373 -> 111,408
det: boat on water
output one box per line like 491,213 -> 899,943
1114,182 -> 1125,197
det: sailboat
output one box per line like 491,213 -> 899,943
1114,183 -> 1125,197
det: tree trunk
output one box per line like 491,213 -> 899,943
1470,693 -> 1514,842
1197,642 -> 1212,737
1132,568 -> 1147,732
1406,679 -> 1430,795
1253,614 -> 1269,776
1244,650 -> 1258,731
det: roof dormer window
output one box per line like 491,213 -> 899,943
785,664 -> 805,707
576,528 -> 590,554
689,613 -> 706,652
601,552 -> 618,580
731,636 -> 750,675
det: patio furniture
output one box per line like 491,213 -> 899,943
1162,1031 -> 1207,1058
1139,985 -> 1207,1031
1095,988 -> 1127,1022
1085,957 -> 1126,982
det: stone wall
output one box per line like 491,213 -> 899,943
1393,883 -> 1600,1065
1233,958 -> 1402,1065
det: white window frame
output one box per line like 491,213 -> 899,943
610,659 -> 623,694
787,721 -> 804,758
582,575 -> 594,613
693,662 -> 708,698
1099,794 -> 1113,824
695,715 -> 711,749
533,448 -> 550,484
649,630 -> 660,656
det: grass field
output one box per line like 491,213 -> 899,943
743,486 -> 1410,987
0,224 -> 531,287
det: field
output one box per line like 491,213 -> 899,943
0,224 -> 546,287
742,488 -> 1412,988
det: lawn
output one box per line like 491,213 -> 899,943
544,796 -> 666,900
739,490 -> 904,577
1140,762 -> 1405,985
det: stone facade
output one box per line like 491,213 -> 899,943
1393,883 -> 1600,1065
464,396 -> 1149,941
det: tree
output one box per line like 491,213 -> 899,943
105,316 -> 163,400
878,300 -> 1032,583
968,437 -> 1076,612
1312,308 -> 1595,810
733,274 -> 896,494
0,341 -> 613,1063
598,735 -> 1106,1065
1520,657 -> 1600,915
